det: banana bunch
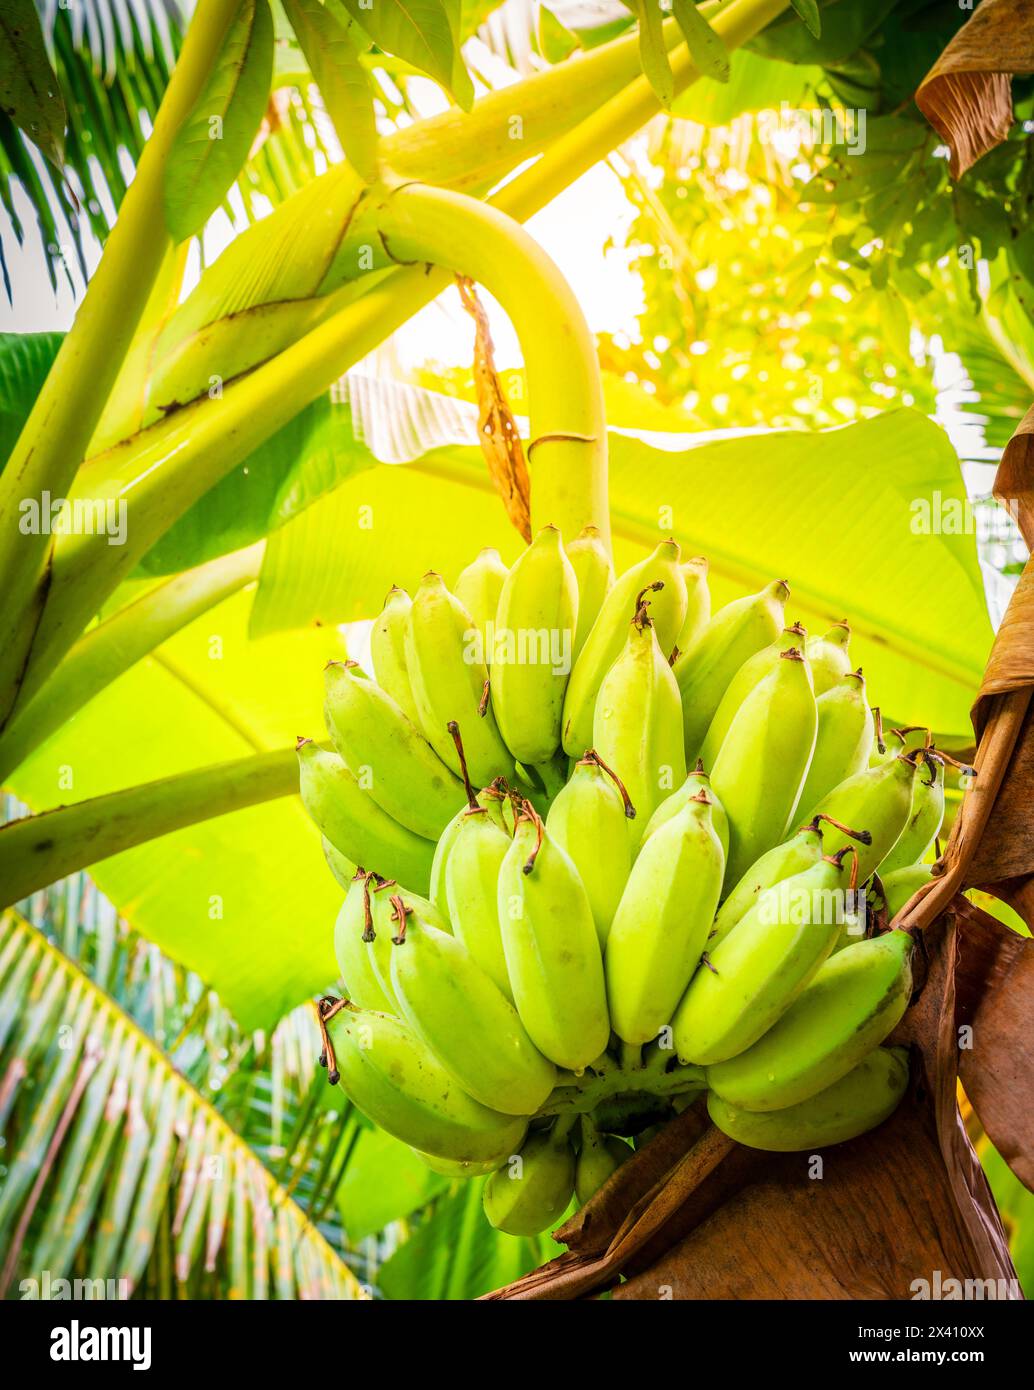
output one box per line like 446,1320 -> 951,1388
300,526 -> 959,1237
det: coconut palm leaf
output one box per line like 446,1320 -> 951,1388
0,906 -> 362,1299
0,0 -> 185,293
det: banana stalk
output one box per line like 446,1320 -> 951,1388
0,748 -> 297,908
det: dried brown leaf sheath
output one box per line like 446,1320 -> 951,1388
457,275 -> 532,543
916,0 -> 1034,179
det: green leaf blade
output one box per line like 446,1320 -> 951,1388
634,0 -> 674,108
790,0 -> 821,40
282,0 -> 380,183
164,0 -> 275,243
0,0 -> 67,165
671,0 -> 729,84
340,0 -> 471,109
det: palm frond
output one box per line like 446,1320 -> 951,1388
0,0 -> 186,293
0,907 -> 362,1299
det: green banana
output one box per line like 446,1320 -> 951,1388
593,594 -> 686,831
296,740 -> 435,893
325,1003 -> 527,1163
878,864 -> 933,921
322,835 -> 357,891
545,749 -> 635,947
429,773 -> 511,912
674,579 -> 790,761
880,750 -> 944,873
566,525 -> 614,664
869,719 -> 928,768
575,1116 -> 632,1205
801,753 -> 921,882
673,850 -> 855,1065
405,572 -> 514,786
638,759 -> 729,858
710,648 -> 817,888
710,814 -> 872,948
606,790 -> 725,1045
806,620 -> 852,695
444,801 -> 514,999
673,555 -> 711,659
497,804 -> 609,1071
454,547 -> 508,650
491,525 -> 578,766
706,1045 -> 910,1152
323,660 -> 465,839
370,587 -> 422,727
333,871 -> 395,1013
483,1126 -> 576,1236
698,623 -> 807,770
796,668 -> 874,816
415,1149 -> 506,1178
388,902 -> 555,1116
562,539 -> 687,757
868,711 -> 902,766
364,877 -> 451,1007
707,928 -> 913,1111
